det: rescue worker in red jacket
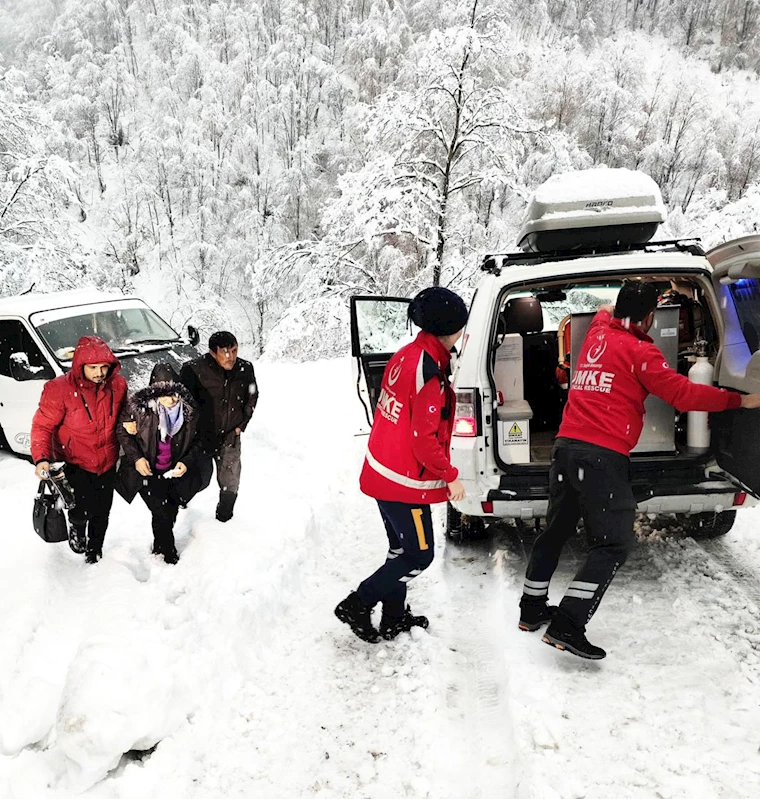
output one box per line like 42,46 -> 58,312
519,281 -> 760,659
32,336 -> 128,563
335,287 -> 468,642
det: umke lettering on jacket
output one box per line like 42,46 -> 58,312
573,336 -> 615,394
377,387 -> 403,423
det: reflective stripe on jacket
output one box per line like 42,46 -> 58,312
360,331 -> 458,505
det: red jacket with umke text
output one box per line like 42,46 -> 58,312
360,331 -> 458,505
559,310 -> 742,456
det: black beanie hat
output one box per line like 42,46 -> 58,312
149,362 -> 180,385
408,287 -> 468,336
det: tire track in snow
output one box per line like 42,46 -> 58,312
435,536 -> 518,799
479,520 -> 760,798
697,537 -> 760,610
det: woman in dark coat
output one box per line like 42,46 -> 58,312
116,363 -> 208,563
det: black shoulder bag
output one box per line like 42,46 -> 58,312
32,481 -> 70,543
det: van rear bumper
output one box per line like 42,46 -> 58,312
473,492 -> 752,521
489,456 -> 740,503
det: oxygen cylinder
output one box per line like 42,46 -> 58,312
687,355 -> 714,453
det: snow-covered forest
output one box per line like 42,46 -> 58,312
2,0 -> 760,357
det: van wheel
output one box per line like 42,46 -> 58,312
680,510 -> 736,539
445,503 -> 487,543
0,424 -> 9,452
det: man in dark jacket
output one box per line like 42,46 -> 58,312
519,282 -> 760,660
32,336 -> 128,563
179,331 -> 258,522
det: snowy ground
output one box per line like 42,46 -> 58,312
2,358 -> 760,798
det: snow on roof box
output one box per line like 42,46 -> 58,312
517,168 -> 667,253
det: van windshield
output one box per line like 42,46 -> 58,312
32,307 -> 180,362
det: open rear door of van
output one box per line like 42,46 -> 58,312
708,235 -> 760,495
350,295 -> 412,426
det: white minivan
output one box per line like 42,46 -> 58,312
0,289 -> 200,457
351,170 -> 760,541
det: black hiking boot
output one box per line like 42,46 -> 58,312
162,546 -> 179,565
216,492 -> 237,523
334,592 -> 380,643
518,600 -> 557,632
69,525 -> 87,555
379,606 -> 430,640
542,613 -> 606,660
85,548 -> 101,564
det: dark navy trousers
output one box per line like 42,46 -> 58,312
357,500 -> 435,617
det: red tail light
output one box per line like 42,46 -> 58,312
453,389 -> 477,437
481,501 -> 494,514
733,492 -> 747,506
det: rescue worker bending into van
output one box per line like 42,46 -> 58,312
519,281 -> 760,659
335,287 -> 468,643
31,336 -> 128,563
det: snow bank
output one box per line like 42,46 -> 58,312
56,628 -> 194,790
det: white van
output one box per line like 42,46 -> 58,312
351,170 -> 760,540
0,289 -> 200,457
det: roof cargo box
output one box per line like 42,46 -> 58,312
517,168 -> 667,253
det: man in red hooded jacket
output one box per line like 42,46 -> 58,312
32,336 -> 128,563
335,287 -> 468,643
519,282 -> 760,660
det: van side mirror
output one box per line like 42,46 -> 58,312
9,352 -> 45,381
187,325 -> 200,347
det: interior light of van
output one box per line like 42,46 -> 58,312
453,389 -> 477,437
733,492 -> 747,506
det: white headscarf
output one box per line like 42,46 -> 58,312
157,400 -> 184,441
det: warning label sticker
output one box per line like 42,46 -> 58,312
503,421 -> 528,446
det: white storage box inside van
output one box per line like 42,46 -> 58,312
497,401 -> 532,464
517,168 -> 666,253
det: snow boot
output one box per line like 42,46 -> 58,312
334,591 -> 380,643
85,548 -> 101,564
379,606 -> 429,640
518,599 -> 557,632
162,546 -> 179,565
68,524 -> 87,555
216,492 -> 237,523
542,612 -> 606,660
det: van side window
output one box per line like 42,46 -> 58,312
0,320 -> 55,381
729,280 -> 760,354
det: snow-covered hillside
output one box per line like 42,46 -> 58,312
4,1 -> 760,359
2,359 -> 760,798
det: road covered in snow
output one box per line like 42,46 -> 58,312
2,358 -> 760,798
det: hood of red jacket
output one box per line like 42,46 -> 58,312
69,335 -> 122,385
